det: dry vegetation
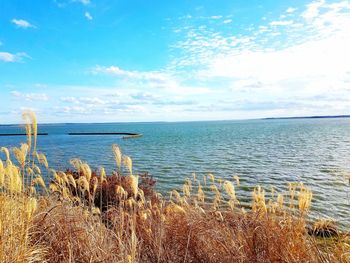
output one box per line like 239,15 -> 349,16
1,111 -> 350,262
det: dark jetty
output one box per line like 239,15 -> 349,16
68,132 -> 140,136
0,132 -> 142,139
0,133 -> 49,136
68,132 -> 143,139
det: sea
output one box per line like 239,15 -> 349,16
1,118 -> 350,229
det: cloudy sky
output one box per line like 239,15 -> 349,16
1,0 -> 350,123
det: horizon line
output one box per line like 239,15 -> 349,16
1,114 -> 350,126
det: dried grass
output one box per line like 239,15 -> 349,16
1,111 -> 349,263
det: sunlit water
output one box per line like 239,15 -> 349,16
1,118 -> 350,229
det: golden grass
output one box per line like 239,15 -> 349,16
0,111 -> 349,262
0,112 -> 46,262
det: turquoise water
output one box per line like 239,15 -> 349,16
1,118 -> 350,228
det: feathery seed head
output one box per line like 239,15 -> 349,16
49,183 -> 58,192
36,152 -> 49,169
183,179 -> 191,198
92,207 -> 101,215
58,172 -> 69,186
126,198 -> 136,208
170,190 -> 181,202
192,172 -> 196,181
252,185 -> 267,214
91,176 -> 98,194
218,178 -> 223,187
30,186 -> 36,194
233,175 -> 240,186
228,199 -> 236,210
197,184 -> 205,202
165,203 -> 186,215
0,159 -> 3,174
1,147 -> 10,161
0,160 -> 4,187
215,211 -> 224,221
70,158 -> 82,172
298,184 -> 313,214
52,171 -> 63,186
123,155 -> 133,175
33,165 -> 41,174
33,175 -> 46,190
26,197 -> 37,218
80,163 -> 92,182
24,122 -> 32,150
77,176 -> 90,193
210,184 -> 219,193
208,173 -> 215,182
128,175 -> 139,197
100,167 -> 107,183
26,167 -> 34,176
223,180 -> 236,200
277,193 -> 284,209
12,145 -> 28,167
7,164 -> 22,193
67,173 -> 77,188
112,144 -> 122,170
22,111 -> 37,154
115,185 -> 127,199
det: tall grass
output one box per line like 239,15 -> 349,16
0,111 -> 349,262
0,111 -> 46,262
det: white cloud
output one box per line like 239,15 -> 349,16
5,0 -> 350,122
60,96 -> 79,103
0,52 -> 29,62
302,0 -> 325,19
258,25 -> 269,33
61,96 -> 105,105
60,105 -> 91,115
269,20 -> 294,26
73,0 -> 90,5
93,65 -> 179,89
11,91 -> 49,101
286,7 -> 297,13
0,52 -> 16,62
211,15 -> 222,19
167,0 -> 350,118
93,65 -> 153,79
206,32 -> 350,82
11,19 -> 35,28
223,19 -> 232,24
85,11 -> 93,20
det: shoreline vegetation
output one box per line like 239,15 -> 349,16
1,111 -> 349,262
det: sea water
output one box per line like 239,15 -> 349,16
1,118 -> 350,228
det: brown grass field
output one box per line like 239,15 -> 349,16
1,111 -> 350,262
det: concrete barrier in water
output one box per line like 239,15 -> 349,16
0,132 -> 142,139
0,133 -> 49,136
68,132 -> 143,139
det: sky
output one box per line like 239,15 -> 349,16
1,0 -> 350,123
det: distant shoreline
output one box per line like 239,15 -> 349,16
1,115 -> 350,126
263,115 -> 350,120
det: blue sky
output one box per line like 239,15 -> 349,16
1,0 -> 350,123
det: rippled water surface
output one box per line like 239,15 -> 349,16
1,118 -> 350,228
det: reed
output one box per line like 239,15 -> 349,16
0,112 -> 45,262
112,144 -> 122,171
1,111 -> 349,262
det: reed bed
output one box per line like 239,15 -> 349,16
0,111 -> 349,263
